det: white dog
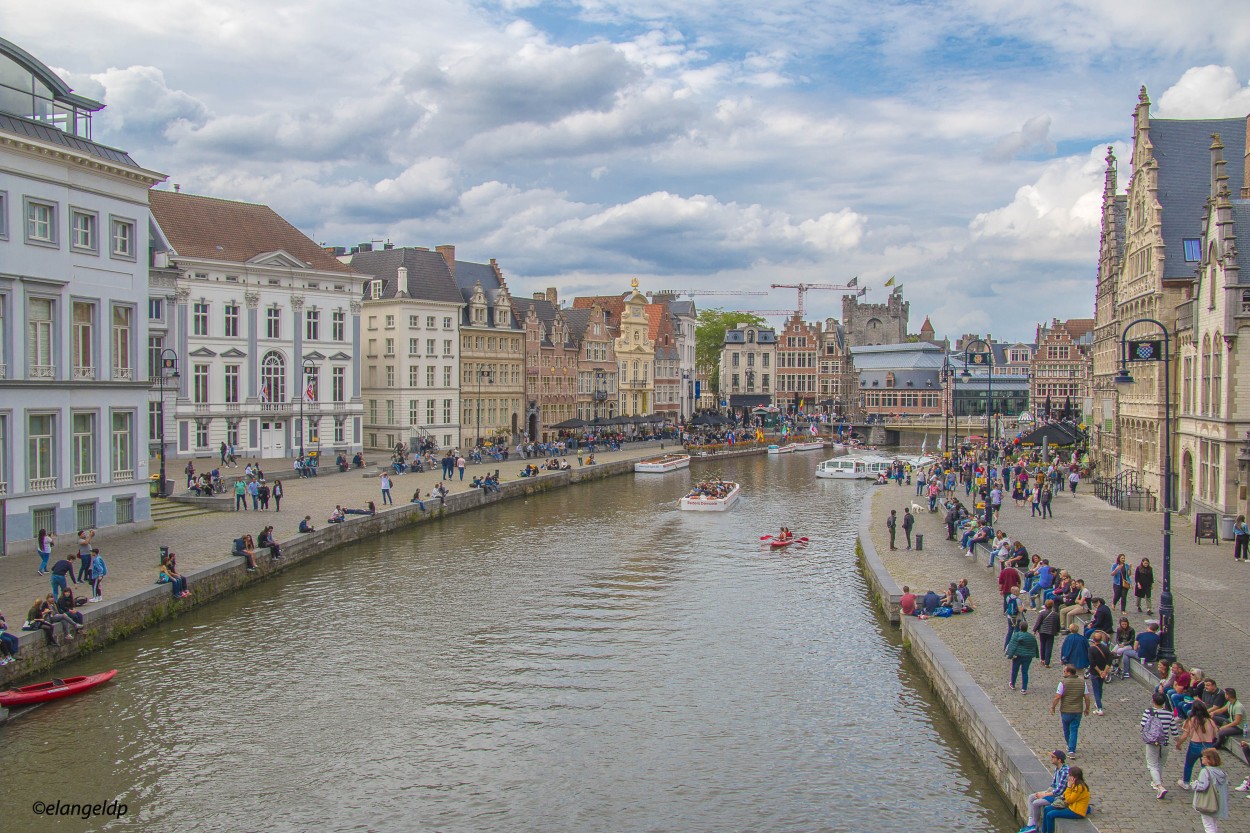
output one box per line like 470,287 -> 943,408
909,502 -> 924,515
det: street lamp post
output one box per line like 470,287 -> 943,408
941,355 -> 953,457
475,367 -> 494,446
960,339 -> 994,455
299,357 -> 316,461
157,349 -> 180,498
1115,319 -> 1175,662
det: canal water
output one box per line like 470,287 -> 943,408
2,453 -> 1015,833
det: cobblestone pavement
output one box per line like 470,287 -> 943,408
868,481 -> 1250,833
0,443 -> 663,623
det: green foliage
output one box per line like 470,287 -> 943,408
696,308 -> 765,397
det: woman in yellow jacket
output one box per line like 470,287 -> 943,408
1036,766 -> 1089,833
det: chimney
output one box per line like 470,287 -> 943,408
436,244 -> 455,276
545,287 -> 557,304
533,292 -> 545,301
358,242 -> 373,252
173,183 -> 181,193
396,267 -> 409,298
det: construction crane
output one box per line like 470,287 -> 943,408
650,289 -> 769,298
734,309 -> 799,318
769,279 -> 867,317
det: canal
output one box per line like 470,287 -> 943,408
2,453 -> 1015,833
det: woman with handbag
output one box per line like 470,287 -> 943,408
1178,700 -> 1220,789
1191,748 -> 1229,831
1134,557 -> 1155,614
1038,766 -> 1090,833
1110,553 -> 1131,613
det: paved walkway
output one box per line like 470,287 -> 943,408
1,443 -> 664,622
868,482 -> 1250,833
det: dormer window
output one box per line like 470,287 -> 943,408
370,280 -> 383,300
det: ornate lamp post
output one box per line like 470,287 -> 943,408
960,338 -> 994,452
1114,319 -> 1175,662
475,367 -> 494,446
157,349 -> 180,498
941,354 -> 953,457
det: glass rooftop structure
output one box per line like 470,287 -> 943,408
0,36 -> 103,139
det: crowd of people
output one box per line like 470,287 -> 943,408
892,446 -> 1244,832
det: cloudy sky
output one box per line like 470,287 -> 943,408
9,1 -> 1250,340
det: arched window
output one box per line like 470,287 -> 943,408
261,351 -> 286,403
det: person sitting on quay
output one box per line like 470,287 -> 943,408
343,501 -> 377,516
56,586 -> 85,630
920,589 -> 942,617
987,531 -> 1010,570
160,551 -> 190,598
1083,597 -> 1114,640
27,594 -> 78,645
1020,750 -> 1069,832
900,585 -> 917,616
258,525 -> 283,561
1109,616 -> 1136,677
299,515 -> 316,533
328,506 -> 346,524
411,489 -> 426,511
0,609 -> 19,665
234,534 -> 259,572
1116,619 -> 1160,678
433,484 -> 449,506
1033,765 -> 1090,833
1057,579 -> 1091,630
352,451 -> 365,469
586,453 -> 596,465
1027,560 -> 1055,609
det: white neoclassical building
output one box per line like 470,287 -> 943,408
0,37 -> 166,546
148,190 -> 366,463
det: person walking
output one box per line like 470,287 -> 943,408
1067,469 -> 1080,494
1110,553 -> 1131,613
1059,623 -> 1090,673
36,528 -> 54,575
1033,599 -> 1062,667
1037,767 -> 1090,833
272,479 -> 284,512
1051,664 -> 1092,757
1135,557 -> 1155,614
886,509 -> 897,550
1088,631 -> 1113,716
1142,690 -> 1181,799
1006,621 -> 1039,694
380,472 -> 393,505
902,509 -> 915,550
1178,700 -> 1220,790
234,478 -> 247,511
1233,515 -> 1249,563
247,477 -> 260,510
457,454 -> 466,481
1020,750 -> 1068,833
1039,485 -> 1053,519
1191,748 -> 1230,832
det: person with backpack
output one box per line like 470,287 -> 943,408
1006,621 -> 1039,694
1142,690 -> 1180,799
89,547 -> 106,602
1004,586 -> 1025,652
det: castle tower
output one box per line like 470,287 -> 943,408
841,286 -> 909,347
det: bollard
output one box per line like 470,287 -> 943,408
915,533 -> 924,552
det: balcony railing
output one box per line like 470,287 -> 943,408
0,363 -> 6,379
305,402 -> 321,412
113,366 -> 133,381
73,472 -> 98,487
72,365 -> 96,381
30,476 -> 58,492
225,402 -> 242,413
31,364 -> 55,379
260,402 -> 290,413
0,480 -> 7,495
112,469 -> 135,482
194,403 -> 211,413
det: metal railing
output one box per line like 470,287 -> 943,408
113,366 -> 133,381
72,365 -> 96,381
30,364 -> 54,378
1094,468 -> 1157,511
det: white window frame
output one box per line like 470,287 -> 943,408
0,190 -> 8,240
111,410 -> 133,480
70,208 -> 99,254
24,197 -> 57,246
193,364 -> 210,404
332,366 -> 346,402
332,309 -> 346,341
71,411 -> 97,485
193,301 -> 209,336
224,302 -> 240,337
109,215 -> 137,260
306,308 -> 320,341
224,364 -> 240,403
28,412 -> 56,487
266,306 -> 281,339
72,300 -> 95,380
112,304 -> 133,380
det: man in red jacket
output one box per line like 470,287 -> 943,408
999,563 -> 1023,611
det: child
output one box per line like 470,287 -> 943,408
89,547 -> 106,602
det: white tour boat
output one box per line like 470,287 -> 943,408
767,443 -> 798,455
634,453 -> 692,473
792,440 -> 825,452
679,481 -> 742,511
815,454 -> 895,480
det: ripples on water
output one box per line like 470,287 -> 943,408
0,454 -> 1013,833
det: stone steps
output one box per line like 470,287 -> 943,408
150,499 -> 215,523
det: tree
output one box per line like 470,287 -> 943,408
696,308 -> 765,398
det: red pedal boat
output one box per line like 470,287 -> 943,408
0,669 -> 118,708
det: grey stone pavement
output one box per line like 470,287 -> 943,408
868,481 -> 1249,833
0,442 -> 663,624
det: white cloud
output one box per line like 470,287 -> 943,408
985,114 -> 1056,162
1156,66 -> 1250,119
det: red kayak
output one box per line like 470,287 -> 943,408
0,669 -> 118,708
770,539 -> 795,549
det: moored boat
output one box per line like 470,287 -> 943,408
792,440 -> 825,452
815,454 -> 895,480
0,669 -> 118,708
679,481 -> 741,511
767,443 -> 798,454
634,453 -> 692,473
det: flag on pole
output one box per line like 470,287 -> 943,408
937,434 -> 944,450
304,376 -> 317,403
810,423 -> 818,435
847,276 -> 857,287
259,381 -> 270,403
884,276 -> 895,287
